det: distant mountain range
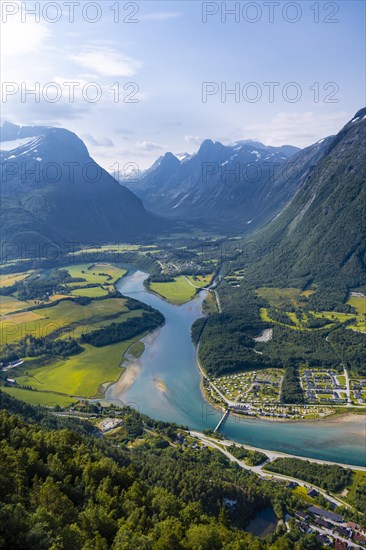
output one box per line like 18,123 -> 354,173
247,108 -> 366,289
128,136 -> 342,232
0,122 -> 166,254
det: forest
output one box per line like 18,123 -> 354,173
265,458 -> 352,493
81,310 -> 164,347
0,391 -> 325,550
0,335 -> 82,365
280,367 -> 304,404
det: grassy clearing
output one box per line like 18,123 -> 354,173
128,341 -> 145,358
0,270 -> 35,288
348,295 -> 366,315
311,310 -> 366,333
292,486 -> 317,504
256,287 -> 304,309
186,274 -> 213,288
1,386 -> 77,407
202,292 -> 217,314
150,276 -> 197,305
15,340 -> 136,398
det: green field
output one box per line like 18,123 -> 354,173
70,286 -> 111,297
0,264 -> 152,402
347,295 -> 366,315
60,263 -> 127,297
1,386 -> 77,407
15,340 -> 135,398
149,276 -> 198,305
128,341 -> 145,358
256,287 -> 305,309
0,297 -> 129,347
311,310 -> 366,332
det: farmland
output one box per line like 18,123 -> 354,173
0,263 -> 159,403
61,263 -> 127,297
149,274 -> 213,305
0,270 -> 35,288
14,340 -> 135,398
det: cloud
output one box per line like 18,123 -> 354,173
1,15 -> 51,57
83,134 -> 115,147
140,12 -> 182,21
244,111 -> 351,147
136,141 -> 162,151
184,135 -> 202,145
115,128 -> 134,136
70,46 -> 142,77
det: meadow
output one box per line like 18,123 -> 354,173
61,263 -> 127,298
14,339 -> 135,398
1,386 -> 77,407
257,286 -> 365,333
0,297 -> 129,346
149,274 -> 213,305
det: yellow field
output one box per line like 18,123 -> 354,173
0,270 -> 35,288
0,296 -> 31,316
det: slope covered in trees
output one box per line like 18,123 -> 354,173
0,391 -> 324,549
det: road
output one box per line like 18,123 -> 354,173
344,367 -> 352,405
189,431 -> 365,511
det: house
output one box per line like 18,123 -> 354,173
287,481 -> 298,489
315,517 -> 332,529
334,526 -> 350,538
307,488 -> 319,498
334,540 -> 348,550
316,534 -> 331,547
348,521 -> 366,535
295,511 -> 308,521
298,521 -> 312,534
308,506 -> 344,523
354,532 -> 366,545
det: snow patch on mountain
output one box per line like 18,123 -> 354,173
0,136 -> 38,151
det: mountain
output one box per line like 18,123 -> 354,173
247,108 -> 366,289
127,138 -> 322,231
0,122 -> 166,254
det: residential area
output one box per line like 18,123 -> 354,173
291,506 -> 366,549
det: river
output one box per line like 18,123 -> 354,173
106,269 -> 366,467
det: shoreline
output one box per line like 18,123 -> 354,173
195,349 -> 366,425
189,430 -> 366,471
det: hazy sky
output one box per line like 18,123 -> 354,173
1,0 -> 365,170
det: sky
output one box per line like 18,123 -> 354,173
1,0 -> 365,171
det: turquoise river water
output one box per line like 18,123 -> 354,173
106,269 -> 366,467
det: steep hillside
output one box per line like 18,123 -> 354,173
0,122 -> 166,256
247,108 -> 366,290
